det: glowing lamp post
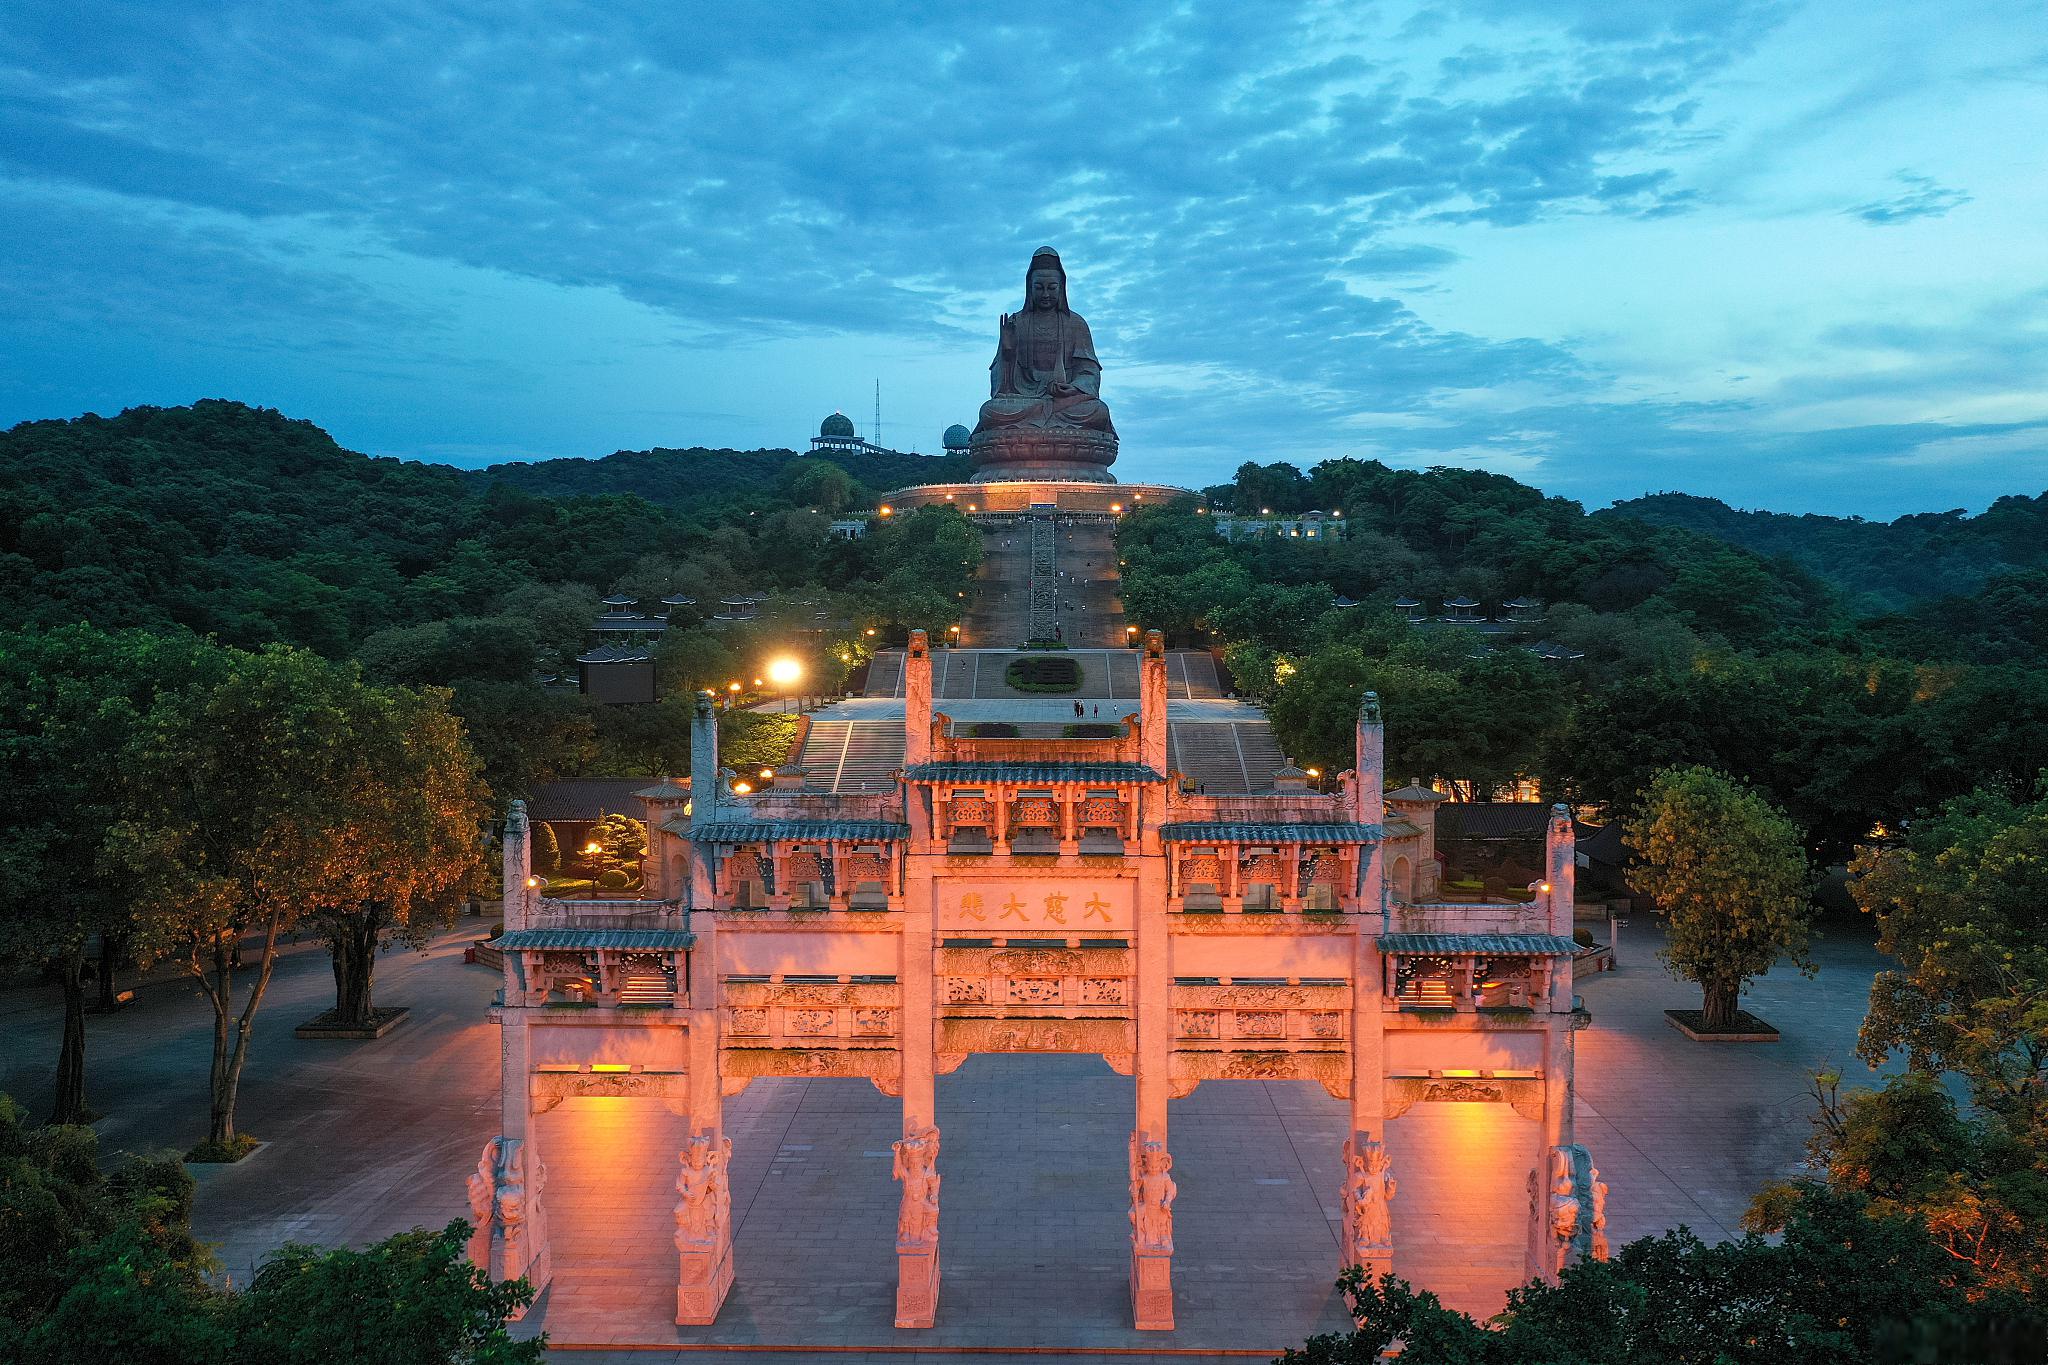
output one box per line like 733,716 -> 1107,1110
767,655 -> 803,713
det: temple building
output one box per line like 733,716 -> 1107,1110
467,249 -> 1606,1335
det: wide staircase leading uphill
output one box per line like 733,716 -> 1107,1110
1168,721 -> 1294,794
864,649 -> 904,697
1174,651 -> 1225,698
838,722 -> 905,791
793,717 -> 906,792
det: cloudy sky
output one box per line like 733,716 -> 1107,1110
3,1 -> 2044,517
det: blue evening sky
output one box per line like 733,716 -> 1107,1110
2,1 -> 2043,517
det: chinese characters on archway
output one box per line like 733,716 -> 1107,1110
943,887 -> 1128,931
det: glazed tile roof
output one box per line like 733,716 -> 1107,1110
1160,822 -> 1383,844
631,777 -> 692,801
1376,933 -> 1579,956
691,820 -> 908,842
495,929 -> 694,950
904,762 -> 1165,783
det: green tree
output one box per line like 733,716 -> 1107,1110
108,646 -> 377,1147
229,1222 -> 542,1365
309,685 -> 490,1029
1752,1073 -> 2048,1298
1851,782 -> 2048,1127
1283,1187 -> 2042,1365
1624,765 -> 1814,1031
532,819 -> 559,873
0,626 -> 212,1123
0,1094 -> 221,1361
589,812 -> 647,882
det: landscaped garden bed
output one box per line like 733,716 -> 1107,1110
294,1006 -> 409,1039
1664,1009 -> 1781,1042
1005,655 -> 1081,692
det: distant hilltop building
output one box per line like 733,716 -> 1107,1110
810,411 -> 913,459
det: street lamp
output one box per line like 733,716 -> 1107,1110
767,655 -> 803,712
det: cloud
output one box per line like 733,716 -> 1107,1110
1850,171 -> 1972,225
0,0 -> 2041,519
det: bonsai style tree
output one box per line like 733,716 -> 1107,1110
1624,764 -> 1813,1033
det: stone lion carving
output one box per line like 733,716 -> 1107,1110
1548,1147 -> 1581,1272
1590,1163 -> 1610,1261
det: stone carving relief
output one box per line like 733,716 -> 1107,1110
1385,1076 -> 1546,1122
464,1137 -> 499,1266
1234,1010 -> 1286,1039
1547,1147 -> 1581,1274
988,948 -> 1083,976
852,1007 -> 897,1035
1128,1131 -> 1176,1254
893,1125 -> 941,1249
1078,976 -> 1126,1005
1169,1050 -> 1350,1100
723,1048 -> 901,1086
673,1133 -> 732,1250
493,1140 -> 544,1272
787,1008 -> 836,1035
1591,1163 -> 1610,1261
1340,1137 -> 1396,1265
1176,1010 -> 1220,1039
727,1007 -> 769,1035
938,1016 -> 1130,1057
1529,1144 -> 1602,1277
942,976 -> 988,1004
1306,1011 -> 1344,1039
1007,977 -> 1062,1005
724,981 -> 897,1008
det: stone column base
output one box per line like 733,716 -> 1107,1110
675,1245 -> 733,1325
1131,1248 -> 1175,1330
895,1245 -> 940,1328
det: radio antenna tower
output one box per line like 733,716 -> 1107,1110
874,378 -> 882,449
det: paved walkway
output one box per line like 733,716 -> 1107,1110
0,919 -> 1894,1361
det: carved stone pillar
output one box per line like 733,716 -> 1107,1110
1059,785 -> 1078,856
676,900 -> 732,1323
893,1123 -> 942,1327
492,1015 -> 551,1310
1131,845 -> 1174,1329
1128,1131 -> 1175,1330
1222,844 -> 1243,913
991,789 -> 1009,855
1528,1143 -> 1604,1282
673,1128 -> 734,1322
896,865 -> 940,1327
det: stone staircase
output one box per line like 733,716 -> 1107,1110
617,974 -> 675,1006
1167,721 -> 1294,793
864,650 -> 904,697
838,722 -> 906,791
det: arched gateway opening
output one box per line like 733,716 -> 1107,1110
472,630 -> 1605,1344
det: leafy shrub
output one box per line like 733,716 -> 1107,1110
596,868 -> 630,890
1006,656 -> 1080,691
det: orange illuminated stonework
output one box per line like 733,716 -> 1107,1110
470,631 -> 1607,1331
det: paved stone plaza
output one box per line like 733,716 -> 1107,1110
0,917 -> 1892,1361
